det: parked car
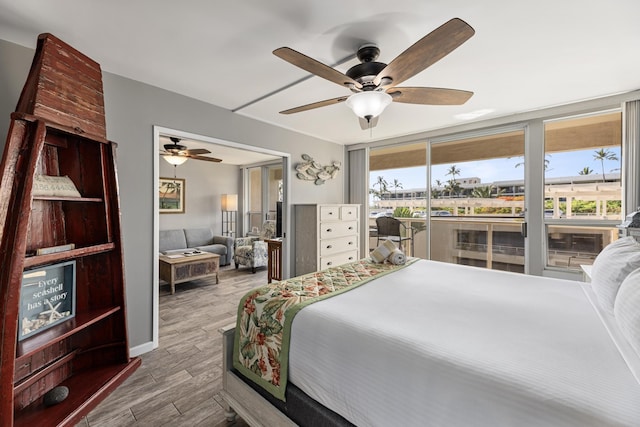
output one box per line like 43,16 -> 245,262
544,209 -> 565,218
431,210 -> 452,217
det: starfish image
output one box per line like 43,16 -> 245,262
40,300 -> 63,323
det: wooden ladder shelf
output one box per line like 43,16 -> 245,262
0,33 -> 140,426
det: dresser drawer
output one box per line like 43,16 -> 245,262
320,250 -> 359,270
320,235 -> 358,256
340,206 -> 358,220
319,206 -> 340,221
320,220 -> 358,239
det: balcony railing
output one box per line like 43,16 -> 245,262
369,215 -> 616,272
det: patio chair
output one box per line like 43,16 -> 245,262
375,216 -> 413,255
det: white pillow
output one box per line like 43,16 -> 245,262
614,267 -> 640,357
591,237 -> 640,312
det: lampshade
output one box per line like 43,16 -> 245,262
345,91 -> 392,120
221,194 -> 238,211
163,155 -> 188,166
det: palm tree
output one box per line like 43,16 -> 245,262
372,176 -> 388,197
369,188 -> 382,203
445,179 -> 462,197
445,165 -> 461,183
578,166 -> 593,176
472,185 -> 494,198
593,148 -> 619,182
515,154 -> 551,170
391,179 -> 403,199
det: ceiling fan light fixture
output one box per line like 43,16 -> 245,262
163,155 -> 188,166
345,91 -> 392,121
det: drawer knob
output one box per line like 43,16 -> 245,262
326,228 -> 332,232
348,226 -> 353,230
326,245 -> 333,249
348,257 -> 354,260
329,212 -> 334,215
348,241 -> 353,245
327,262 -> 332,266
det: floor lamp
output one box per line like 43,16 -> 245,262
221,194 -> 238,237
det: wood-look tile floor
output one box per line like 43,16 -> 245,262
77,264 -> 265,427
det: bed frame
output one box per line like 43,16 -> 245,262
219,324 -> 297,427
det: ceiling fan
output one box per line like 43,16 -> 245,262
161,137 -> 222,165
274,18 -> 475,129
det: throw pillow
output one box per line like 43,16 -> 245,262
614,267 -> 640,357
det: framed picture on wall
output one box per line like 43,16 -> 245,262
159,177 -> 185,214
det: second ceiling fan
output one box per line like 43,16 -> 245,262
161,137 -> 222,165
274,18 -> 475,129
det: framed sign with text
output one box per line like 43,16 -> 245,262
19,260 -> 76,341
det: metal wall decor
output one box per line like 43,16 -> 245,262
295,154 -> 341,185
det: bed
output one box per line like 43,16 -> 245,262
220,237 -> 640,427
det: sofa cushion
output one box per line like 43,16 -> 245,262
159,229 -> 187,253
185,228 -> 215,247
195,244 -> 227,258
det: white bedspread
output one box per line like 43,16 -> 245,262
288,260 -> 640,427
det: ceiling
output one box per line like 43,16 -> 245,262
1,1 -> 639,146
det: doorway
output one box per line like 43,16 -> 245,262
151,125 -> 290,350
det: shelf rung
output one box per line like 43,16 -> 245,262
14,350 -> 78,395
23,243 -> 115,268
16,306 -> 121,360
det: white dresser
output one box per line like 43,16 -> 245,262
294,204 -> 360,276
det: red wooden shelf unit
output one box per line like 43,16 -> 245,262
0,33 -> 140,426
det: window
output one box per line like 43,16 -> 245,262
247,167 -> 262,232
543,111 -> 622,270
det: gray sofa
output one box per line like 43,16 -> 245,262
159,228 -> 234,265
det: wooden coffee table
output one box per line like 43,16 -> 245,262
159,252 -> 220,294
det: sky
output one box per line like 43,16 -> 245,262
371,147 -> 622,191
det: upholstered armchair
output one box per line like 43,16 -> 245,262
233,221 -> 276,273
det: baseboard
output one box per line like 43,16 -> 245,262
130,340 -> 156,357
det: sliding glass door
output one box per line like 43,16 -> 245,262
429,129 -> 526,272
246,164 -> 283,235
543,110 -> 622,271
363,106 -> 627,278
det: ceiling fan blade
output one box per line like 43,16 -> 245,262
184,148 -> 211,155
374,18 -> 475,88
274,47 -> 362,90
359,116 -> 379,130
280,95 -> 348,115
186,154 -> 222,162
388,87 -> 473,105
